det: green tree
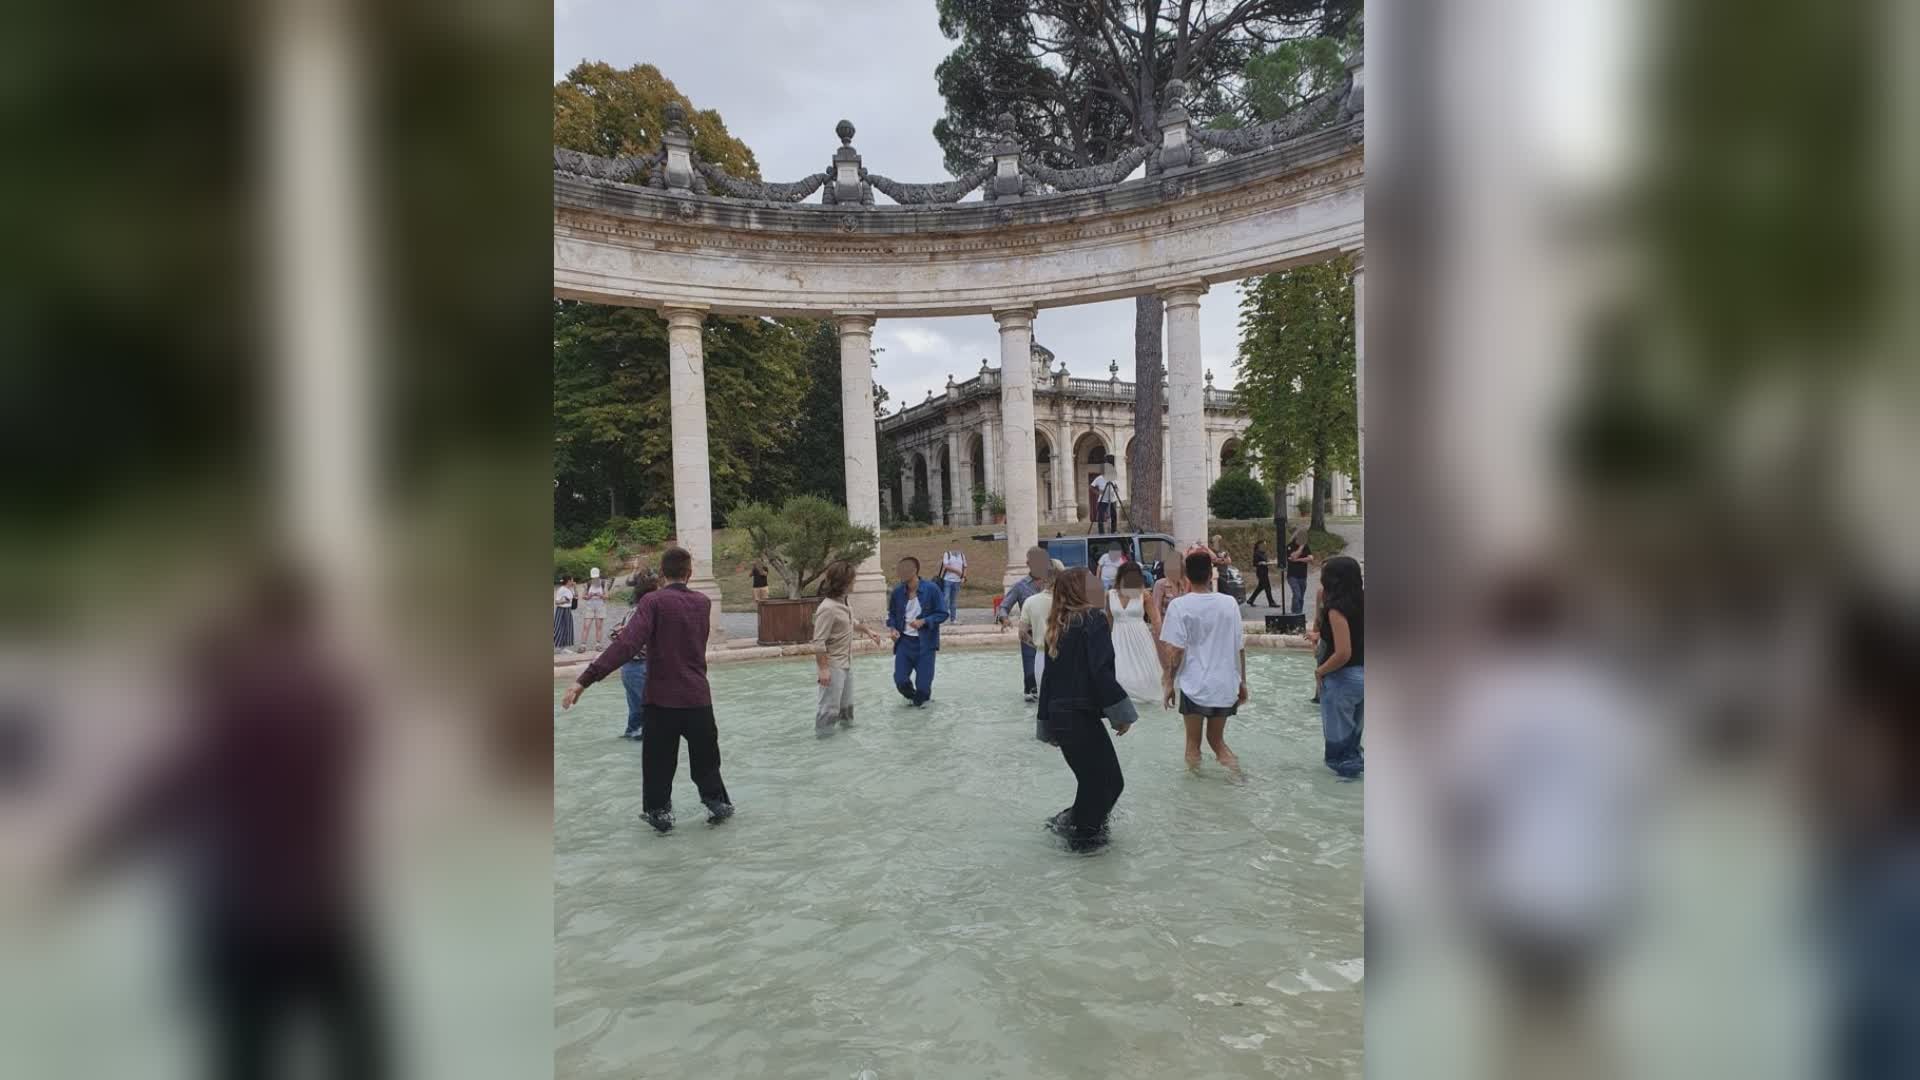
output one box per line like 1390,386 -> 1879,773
1236,255 -> 1357,538
931,0 -> 1358,532
729,496 -> 880,600
1209,471 -> 1273,519
552,300 -> 811,533
553,61 -> 759,178
553,66 -> 835,538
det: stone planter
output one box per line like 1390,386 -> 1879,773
755,596 -> 823,646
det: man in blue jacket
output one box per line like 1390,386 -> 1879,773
886,555 -> 949,707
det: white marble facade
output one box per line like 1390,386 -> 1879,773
879,342 -> 1357,529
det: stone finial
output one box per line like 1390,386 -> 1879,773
831,119 -> 869,205
1205,368 -> 1215,387
979,357 -> 991,375
1108,359 -> 1119,379
946,373 -> 957,389
1158,79 -> 1193,171
989,112 -> 1024,199
662,100 -> 694,192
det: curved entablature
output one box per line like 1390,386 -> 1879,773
554,118 -> 1363,317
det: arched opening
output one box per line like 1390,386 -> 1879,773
968,433 -> 985,499
1034,432 -> 1053,521
937,446 -> 952,525
1220,437 -> 1244,476
911,452 -> 929,521
1072,432 -> 1109,522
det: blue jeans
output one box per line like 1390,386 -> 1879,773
620,659 -> 648,737
1288,575 -> 1308,614
1020,641 -> 1037,694
941,578 -> 962,623
1319,664 -> 1364,777
893,634 -> 936,704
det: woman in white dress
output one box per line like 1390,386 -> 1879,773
1107,562 -> 1165,706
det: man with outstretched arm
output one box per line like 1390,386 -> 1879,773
561,547 -> 733,833
886,555 -> 949,707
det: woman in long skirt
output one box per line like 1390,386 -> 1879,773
552,575 -> 576,650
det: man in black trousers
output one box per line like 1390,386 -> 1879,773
562,547 -> 733,833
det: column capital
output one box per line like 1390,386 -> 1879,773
1161,281 -> 1208,307
991,305 -> 1037,330
661,304 -> 709,329
833,310 -> 877,334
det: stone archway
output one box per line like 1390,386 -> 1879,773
911,452 -> 929,520
937,445 -> 952,525
1034,431 -> 1055,522
1220,437 -> 1244,476
1072,431 -> 1110,522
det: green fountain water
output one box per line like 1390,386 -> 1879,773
555,648 -> 1361,1078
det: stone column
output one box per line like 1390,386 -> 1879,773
981,416 -> 998,499
1054,422 -> 1074,522
1164,282 -> 1209,546
945,428 -> 965,525
994,306 -> 1040,587
835,312 -> 886,621
663,305 -> 724,622
1351,250 -> 1365,512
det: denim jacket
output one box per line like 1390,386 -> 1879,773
886,579 -> 950,651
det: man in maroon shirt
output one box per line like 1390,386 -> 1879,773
562,547 -> 734,833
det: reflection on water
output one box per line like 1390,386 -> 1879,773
555,649 -> 1361,1078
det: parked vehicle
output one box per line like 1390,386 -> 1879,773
974,530 -> 1246,604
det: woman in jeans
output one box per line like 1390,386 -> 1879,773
1313,556 -> 1365,778
617,570 -> 659,739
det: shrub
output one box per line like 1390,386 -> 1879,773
1295,496 -> 1312,516
729,496 -> 880,599
906,491 -> 934,524
553,545 -> 602,582
554,520 -> 595,548
971,484 -> 989,515
986,491 -> 1006,516
1208,472 -> 1272,519
591,514 -> 672,555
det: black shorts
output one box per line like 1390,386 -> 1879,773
1178,692 -> 1238,718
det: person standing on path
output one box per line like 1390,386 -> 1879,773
938,548 -> 967,625
1160,550 -> 1248,776
750,561 -> 770,604
561,547 -> 735,833
887,556 -> 949,707
580,567 -> 610,647
811,560 -> 886,737
552,575 -> 576,651
1248,541 -> 1278,608
1089,470 -> 1120,532
1096,544 -> 1127,591
1036,568 -> 1136,852
1313,555 -> 1365,778
1286,527 -> 1313,614
616,570 -> 658,740
998,547 -> 1051,703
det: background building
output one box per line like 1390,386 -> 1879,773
880,341 -> 1356,527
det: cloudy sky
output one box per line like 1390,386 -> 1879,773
553,0 -> 1253,410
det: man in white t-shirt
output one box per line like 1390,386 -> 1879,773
1089,472 -> 1120,531
1159,549 -> 1247,774
939,549 -> 967,625
1096,546 -> 1127,590
1015,559 -> 1065,697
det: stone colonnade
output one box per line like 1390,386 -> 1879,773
649,261 -> 1370,614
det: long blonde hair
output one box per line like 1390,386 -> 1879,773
1045,567 -> 1098,658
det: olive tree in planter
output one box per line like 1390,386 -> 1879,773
986,491 -> 1007,524
728,496 -> 879,644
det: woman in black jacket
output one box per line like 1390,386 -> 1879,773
1036,568 -> 1138,851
